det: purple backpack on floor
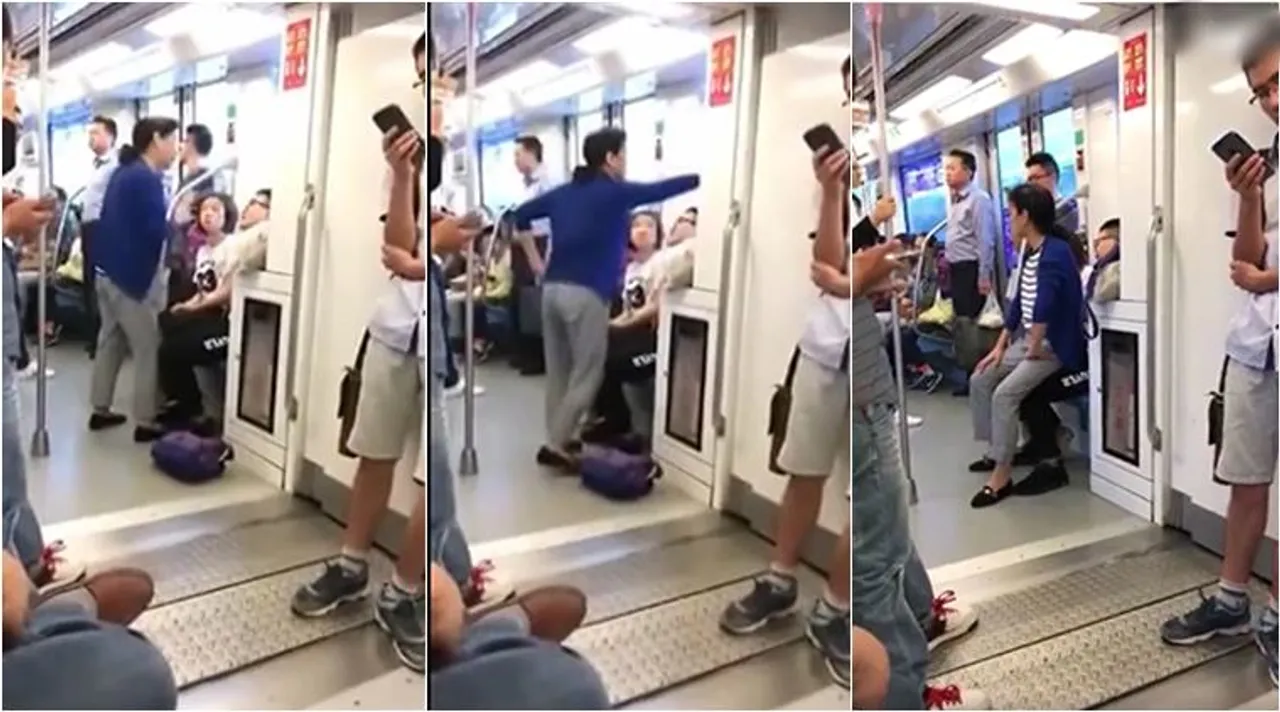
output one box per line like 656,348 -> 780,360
578,444 -> 662,501
151,431 -> 234,483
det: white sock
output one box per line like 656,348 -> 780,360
390,572 -> 420,596
338,548 -> 368,573
764,563 -> 797,588
1215,580 -> 1249,610
822,586 -> 850,613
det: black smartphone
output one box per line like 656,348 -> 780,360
373,103 -> 425,169
803,123 -> 845,156
1211,131 -> 1275,180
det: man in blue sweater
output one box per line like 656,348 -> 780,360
89,117 -> 182,442
512,127 -> 698,470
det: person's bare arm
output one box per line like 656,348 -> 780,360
813,184 -> 846,269
3,551 -> 32,640
852,626 -> 889,710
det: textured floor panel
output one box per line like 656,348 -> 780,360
569,577 -> 819,706
307,669 -> 422,710
931,546 -> 1219,676
935,587 -> 1263,710
135,553 -> 392,688
98,514 -> 344,607
778,686 -> 849,709
522,530 -> 773,625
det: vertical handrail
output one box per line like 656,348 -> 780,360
1144,206 -> 1163,451
30,4 -> 51,458
285,184 -> 316,420
711,200 -> 742,436
867,5 -> 917,503
458,2 -> 480,477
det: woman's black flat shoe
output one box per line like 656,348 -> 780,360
968,457 -> 996,473
970,483 -> 1013,508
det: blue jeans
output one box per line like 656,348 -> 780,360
3,601 -> 177,710
851,403 -> 935,709
429,613 -> 609,710
2,359 -> 43,578
429,374 -> 472,589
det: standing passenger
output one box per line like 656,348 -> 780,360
943,150 -> 1000,320
1159,19 -> 1278,687
80,115 -> 118,358
510,135 -> 553,376
88,117 -> 181,442
512,127 -> 698,471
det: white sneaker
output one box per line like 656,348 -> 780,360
34,541 -> 86,597
17,363 -> 52,379
927,590 -> 979,650
895,411 -> 924,428
925,684 -> 991,710
445,379 -> 485,398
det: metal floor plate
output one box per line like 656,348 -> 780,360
569,574 -> 821,706
97,514 -> 344,607
523,530 -> 776,625
135,552 -> 392,688
936,585 -> 1265,709
931,546 -> 1219,675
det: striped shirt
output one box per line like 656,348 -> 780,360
1018,247 -> 1042,329
850,216 -> 895,408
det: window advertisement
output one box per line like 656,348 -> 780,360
994,125 -> 1025,268
1040,108 -> 1078,200
899,153 -> 945,238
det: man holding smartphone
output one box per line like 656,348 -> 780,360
1158,19 -> 1279,686
291,32 -> 483,674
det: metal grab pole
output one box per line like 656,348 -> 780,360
458,2 -> 479,477
866,5 -> 916,503
30,4 -> 52,458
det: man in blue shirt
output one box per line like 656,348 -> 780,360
943,149 -> 1001,319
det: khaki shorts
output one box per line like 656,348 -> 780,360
776,351 -> 851,478
347,338 -> 425,464
1215,359 -> 1278,486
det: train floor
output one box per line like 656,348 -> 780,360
18,344 -> 1277,709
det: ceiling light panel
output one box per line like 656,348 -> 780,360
479,60 -> 562,98
55,42 -> 133,78
890,76 -> 973,120
982,24 -> 1064,66
973,0 -> 1101,21
598,1 -> 694,19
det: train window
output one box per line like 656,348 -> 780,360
994,125 -> 1025,269
623,98 -> 661,181
237,298 -> 282,434
1040,108 -> 1078,199
899,153 -> 945,237
664,314 -> 708,451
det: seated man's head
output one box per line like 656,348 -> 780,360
1094,218 -> 1119,260
240,188 -> 271,229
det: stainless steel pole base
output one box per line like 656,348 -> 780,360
458,447 -> 478,476
29,428 -> 49,458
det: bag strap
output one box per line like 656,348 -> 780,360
353,330 -> 372,370
1217,355 -> 1230,394
783,347 -> 802,386
1082,301 -> 1100,340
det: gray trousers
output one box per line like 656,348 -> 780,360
91,272 -> 166,426
541,282 -> 609,447
969,336 -> 1061,463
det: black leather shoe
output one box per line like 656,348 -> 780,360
970,483 -> 1013,508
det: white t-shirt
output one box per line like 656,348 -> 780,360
192,237 -> 243,296
369,177 -> 427,356
799,292 -> 851,371
1224,156 -> 1279,372
622,257 -> 660,313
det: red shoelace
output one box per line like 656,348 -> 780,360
467,560 -> 495,600
931,589 -> 959,624
924,684 -> 964,709
38,540 -> 67,575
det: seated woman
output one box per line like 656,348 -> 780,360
428,563 -> 608,710
588,212 -> 665,450
158,193 -> 242,432
968,183 -> 1085,508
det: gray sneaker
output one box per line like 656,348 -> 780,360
291,561 -> 369,617
719,574 -> 798,635
374,582 -> 426,646
807,602 -> 851,687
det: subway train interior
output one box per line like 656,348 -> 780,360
0,0 -> 1276,710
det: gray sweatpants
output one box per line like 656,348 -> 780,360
541,282 -> 609,447
969,336 -> 1061,464
91,271 -> 166,426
